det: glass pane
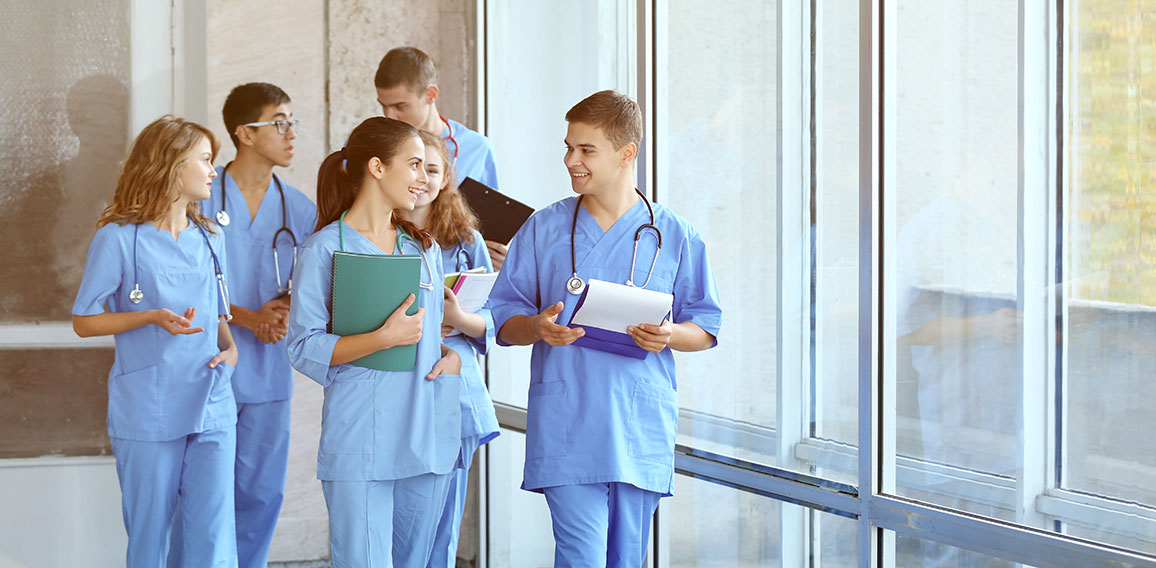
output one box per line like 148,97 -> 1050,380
0,0 -> 131,460
667,474 -> 858,566
1064,0 -> 1156,513
668,475 -> 781,567
659,0 -> 778,466
815,508 -> 858,567
886,1 -> 1021,519
0,0 -> 131,322
890,531 -> 1026,568
485,430 -> 555,567
812,0 -> 861,477
483,0 -> 636,409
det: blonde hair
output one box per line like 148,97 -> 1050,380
98,115 -> 220,231
416,130 -> 479,247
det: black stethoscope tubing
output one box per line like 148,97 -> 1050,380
217,163 -> 299,293
567,188 -> 662,295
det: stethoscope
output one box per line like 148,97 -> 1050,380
128,221 -> 233,322
339,210 -> 435,291
439,115 -> 459,158
215,163 -> 299,294
566,188 -> 662,296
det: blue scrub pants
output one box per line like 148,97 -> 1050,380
542,482 -> 662,568
323,472 -> 454,568
167,400 -> 290,568
234,399 -> 291,568
426,434 -> 481,568
111,427 -> 237,568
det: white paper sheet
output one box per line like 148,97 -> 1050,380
569,278 -> 673,333
453,271 -> 500,314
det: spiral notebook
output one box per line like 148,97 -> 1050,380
330,251 -> 422,371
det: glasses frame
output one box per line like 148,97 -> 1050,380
242,119 -> 300,135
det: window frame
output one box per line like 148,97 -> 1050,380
477,0 -> 1156,566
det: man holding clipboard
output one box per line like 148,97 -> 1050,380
488,91 -> 723,566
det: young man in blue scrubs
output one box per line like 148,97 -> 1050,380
488,90 -> 723,567
193,82 -> 317,568
374,46 -> 509,269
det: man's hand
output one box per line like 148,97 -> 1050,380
251,296 -> 291,344
534,302 -> 584,346
628,321 -> 673,353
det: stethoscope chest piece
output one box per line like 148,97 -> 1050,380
566,275 -> 586,296
129,285 -> 144,304
215,209 -> 231,227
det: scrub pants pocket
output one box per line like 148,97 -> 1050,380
321,379 -> 375,455
108,365 -> 159,428
526,381 -> 569,460
208,363 -> 234,403
627,382 -> 677,464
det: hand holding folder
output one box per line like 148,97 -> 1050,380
565,279 -> 674,359
331,251 -> 423,371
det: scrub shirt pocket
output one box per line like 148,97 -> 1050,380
644,274 -> 675,296
526,380 -> 569,460
627,381 -> 678,464
320,375 -> 375,455
107,365 -> 159,430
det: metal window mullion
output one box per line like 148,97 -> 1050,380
858,0 -> 886,565
1017,0 -> 1054,531
778,0 -> 810,564
1056,0 -> 1074,497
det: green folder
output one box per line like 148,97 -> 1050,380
330,251 -> 422,371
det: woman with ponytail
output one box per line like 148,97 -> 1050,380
286,117 -> 462,567
397,131 -> 500,568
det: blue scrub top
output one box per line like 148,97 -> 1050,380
199,167 -> 317,403
489,197 -> 722,495
287,220 -> 462,481
73,221 -> 237,442
440,229 -> 500,446
443,117 -> 500,190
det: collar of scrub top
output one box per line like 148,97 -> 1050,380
215,162 -> 299,294
566,188 -> 662,296
439,115 -> 459,158
129,219 -> 233,322
338,210 -> 435,291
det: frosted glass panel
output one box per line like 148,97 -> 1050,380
0,1 -> 131,322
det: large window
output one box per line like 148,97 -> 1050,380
480,0 -> 1156,566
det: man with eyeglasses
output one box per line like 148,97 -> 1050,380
374,46 -> 509,271
175,82 -> 317,568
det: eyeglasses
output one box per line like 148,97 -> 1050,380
242,119 -> 300,135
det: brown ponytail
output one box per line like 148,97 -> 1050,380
314,117 -> 435,250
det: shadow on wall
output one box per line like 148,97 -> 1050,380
0,74 -> 128,322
